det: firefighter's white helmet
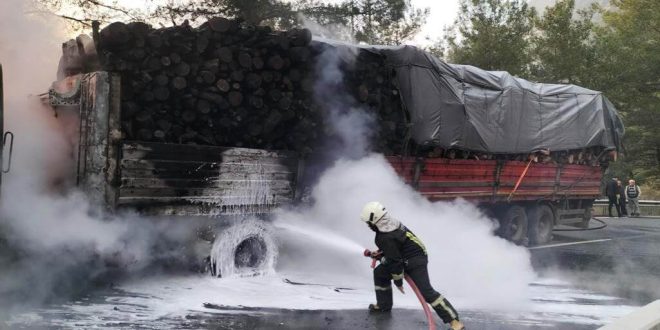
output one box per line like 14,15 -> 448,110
360,201 -> 387,224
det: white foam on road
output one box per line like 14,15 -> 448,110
11,274 -> 637,329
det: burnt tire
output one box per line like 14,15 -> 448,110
497,205 -> 529,245
209,219 -> 277,278
527,204 -> 554,245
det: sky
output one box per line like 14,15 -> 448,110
411,0 -> 460,45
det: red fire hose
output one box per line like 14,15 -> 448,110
364,249 -> 436,330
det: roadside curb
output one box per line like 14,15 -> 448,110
598,300 -> 660,330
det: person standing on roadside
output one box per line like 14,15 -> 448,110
618,180 -> 628,217
605,177 -> 621,217
626,179 -> 642,217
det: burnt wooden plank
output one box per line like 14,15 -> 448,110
105,73 -> 122,208
120,159 -> 295,172
121,167 -> 295,180
119,186 -> 293,198
121,160 -> 293,177
118,194 -> 293,204
116,199 -> 292,216
122,141 -> 297,163
121,177 -> 294,189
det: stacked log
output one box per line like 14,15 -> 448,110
94,18 -> 406,155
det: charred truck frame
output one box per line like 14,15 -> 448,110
0,64 -> 14,190
44,20 -> 623,257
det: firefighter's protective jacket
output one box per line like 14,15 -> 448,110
374,215 -> 427,287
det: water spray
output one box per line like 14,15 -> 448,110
364,248 -> 437,330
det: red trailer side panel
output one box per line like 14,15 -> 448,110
386,157 -> 602,203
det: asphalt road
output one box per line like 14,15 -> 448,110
200,216 -> 660,330
195,216 -> 660,330
5,216 -> 660,330
531,216 -> 660,305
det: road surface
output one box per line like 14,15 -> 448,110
4,216 -> 660,330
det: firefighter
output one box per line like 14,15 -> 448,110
361,201 -> 465,330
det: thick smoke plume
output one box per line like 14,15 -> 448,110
276,22 -> 537,311
313,46 -> 375,159
0,0 -> 196,317
275,155 -> 536,310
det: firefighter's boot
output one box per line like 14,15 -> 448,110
368,303 -> 391,313
449,319 -> 465,330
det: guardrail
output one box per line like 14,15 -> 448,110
594,199 -> 660,206
593,200 -> 660,217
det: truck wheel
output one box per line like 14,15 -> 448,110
497,205 -> 528,245
209,219 -> 277,278
527,204 -> 554,245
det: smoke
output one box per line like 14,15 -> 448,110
275,155 -> 536,310
305,16 -> 376,160
298,14 -> 355,43
0,0 -> 196,316
276,22 -> 537,311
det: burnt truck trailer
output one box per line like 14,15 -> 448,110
46,22 -> 623,250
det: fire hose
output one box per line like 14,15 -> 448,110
364,249 -> 437,330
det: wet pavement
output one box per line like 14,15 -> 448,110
530,216 -> 660,304
5,216 -> 660,330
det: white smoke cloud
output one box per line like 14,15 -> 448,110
312,44 -> 375,160
0,0 -> 196,314
275,154 -> 536,311
285,18 -> 536,311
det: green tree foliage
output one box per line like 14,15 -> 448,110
443,0 -> 658,190
530,0 -> 596,85
592,0 -> 660,188
444,0 -> 536,76
38,0 -> 428,45
347,0 -> 429,45
153,0 -> 302,28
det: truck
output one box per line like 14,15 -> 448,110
37,22 -> 624,272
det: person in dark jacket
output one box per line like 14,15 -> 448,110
360,201 -> 465,330
617,180 -> 628,216
605,178 -> 621,217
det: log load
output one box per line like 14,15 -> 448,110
93,18 -> 407,155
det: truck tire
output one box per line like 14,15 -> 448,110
497,205 -> 528,245
209,219 -> 277,278
527,204 -> 554,245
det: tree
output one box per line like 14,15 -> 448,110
530,0 -> 596,85
152,0 -> 303,28
348,0 -> 429,45
36,0 -> 147,27
592,0 -> 660,190
37,0 -> 427,45
442,0 -> 536,76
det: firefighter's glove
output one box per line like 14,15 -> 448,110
370,250 -> 383,260
394,279 -> 403,289
396,285 -> 405,294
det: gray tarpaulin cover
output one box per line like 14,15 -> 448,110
373,45 -> 624,153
